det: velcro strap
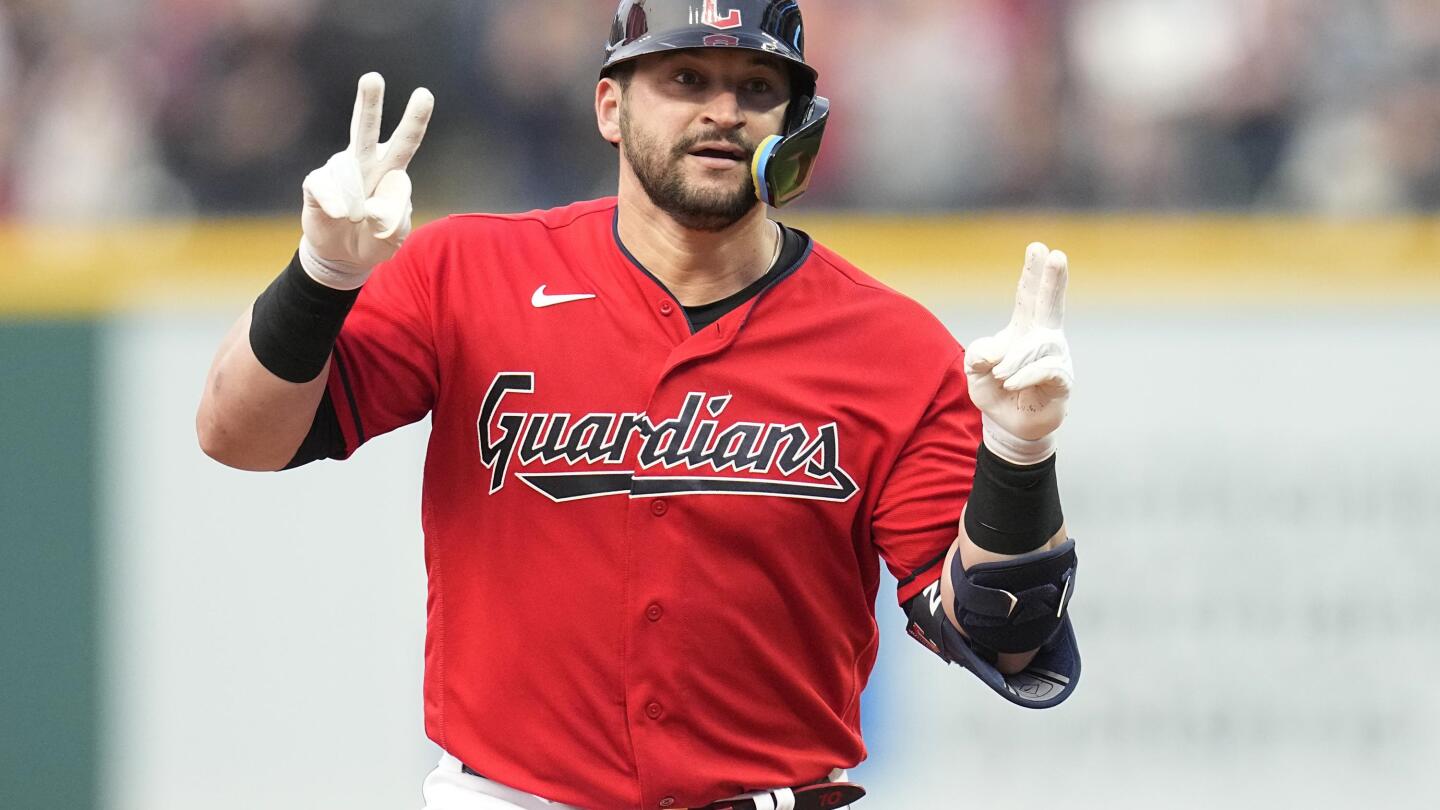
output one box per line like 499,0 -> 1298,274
950,576 -> 1021,619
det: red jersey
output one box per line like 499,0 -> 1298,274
325,197 -> 980,809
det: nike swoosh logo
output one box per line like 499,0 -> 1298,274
531,285 -> 597,309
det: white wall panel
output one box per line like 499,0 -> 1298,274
101,314 -> 438,810
852,307 -> 1440,807
101,306 -> 1440,808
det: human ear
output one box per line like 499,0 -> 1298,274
596,78 -> 623,145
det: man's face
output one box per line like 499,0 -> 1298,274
617,49 -> 792,231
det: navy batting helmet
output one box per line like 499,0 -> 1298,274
600,0 -> 830,208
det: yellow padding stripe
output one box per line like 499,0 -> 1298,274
1,215 -> 1437,315
785,214 -> 1440,307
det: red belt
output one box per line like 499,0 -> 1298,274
459,764 -> 866,809
691,781 -> 867,810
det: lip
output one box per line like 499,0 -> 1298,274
688,154 -> 746,170
688,142 -> 747,158
686,142 -> 748,172
690,140 -> 745,155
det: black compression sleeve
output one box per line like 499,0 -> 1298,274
963,443 -> 1064,555
249,252 -> 360,383
283,389 -> 347,469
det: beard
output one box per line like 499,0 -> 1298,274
619,102 -> 760,232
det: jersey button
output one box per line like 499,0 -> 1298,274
646,603 -> 664,622
658,300 -> 675,317
650,499 -> 668,517
645,701 -> 664,720
659,798 -> 676,808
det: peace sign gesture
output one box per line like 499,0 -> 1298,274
299,73 -> 435,290
964,243 -> 1075,466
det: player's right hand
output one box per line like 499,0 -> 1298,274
299,72 -> 434,290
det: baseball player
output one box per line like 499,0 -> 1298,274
196,1 -> 1080,808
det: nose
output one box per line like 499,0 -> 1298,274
700,87 -> 745,131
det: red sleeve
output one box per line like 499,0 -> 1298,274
325,225 -> 441,457
871,351 -> 982,606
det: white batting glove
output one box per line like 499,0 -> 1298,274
299,72 -> 434,290
965,243 -> 1074,466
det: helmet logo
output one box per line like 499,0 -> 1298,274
692,0 -> 742,30
704,34 -> 740,46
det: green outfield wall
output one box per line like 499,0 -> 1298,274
1,322 -> 99,810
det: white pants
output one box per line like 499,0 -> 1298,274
422,754 -> 583,809
420,752 -> 848,810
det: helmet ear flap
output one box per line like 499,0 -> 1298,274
784,67 -> 817,134
752,95 -> 829,208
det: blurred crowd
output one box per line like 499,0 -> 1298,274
1,0 -> 1438,220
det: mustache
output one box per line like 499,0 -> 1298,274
672,131 -> 755,160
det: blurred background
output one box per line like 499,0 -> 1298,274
1,0 -> 1439,217
1,1 -> 1437,809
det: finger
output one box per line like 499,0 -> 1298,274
991,336 -> 1064,380
302,166 -> 351,221
964,335 -> 1006,375
350,72 -> 386,158
325,150 -> 368,221
364,169 -> 413,240
1001,355 -> 1073,394
381,87 -> 435,172
1010,242 -> 1047,330
1035,250 -> 1068,330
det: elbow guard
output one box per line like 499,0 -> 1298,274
905,540 -> 1081,709
953,539 -> 1077,654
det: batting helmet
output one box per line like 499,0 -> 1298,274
600,0 -> 830,208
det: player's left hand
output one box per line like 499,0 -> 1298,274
965,242 -> 1073,466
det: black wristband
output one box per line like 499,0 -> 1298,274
963,443 -> 1064,555
248,252 -> 361,383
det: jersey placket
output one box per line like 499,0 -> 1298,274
621,299 -> 750,809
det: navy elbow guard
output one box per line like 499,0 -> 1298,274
905,540 -> 1080,709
